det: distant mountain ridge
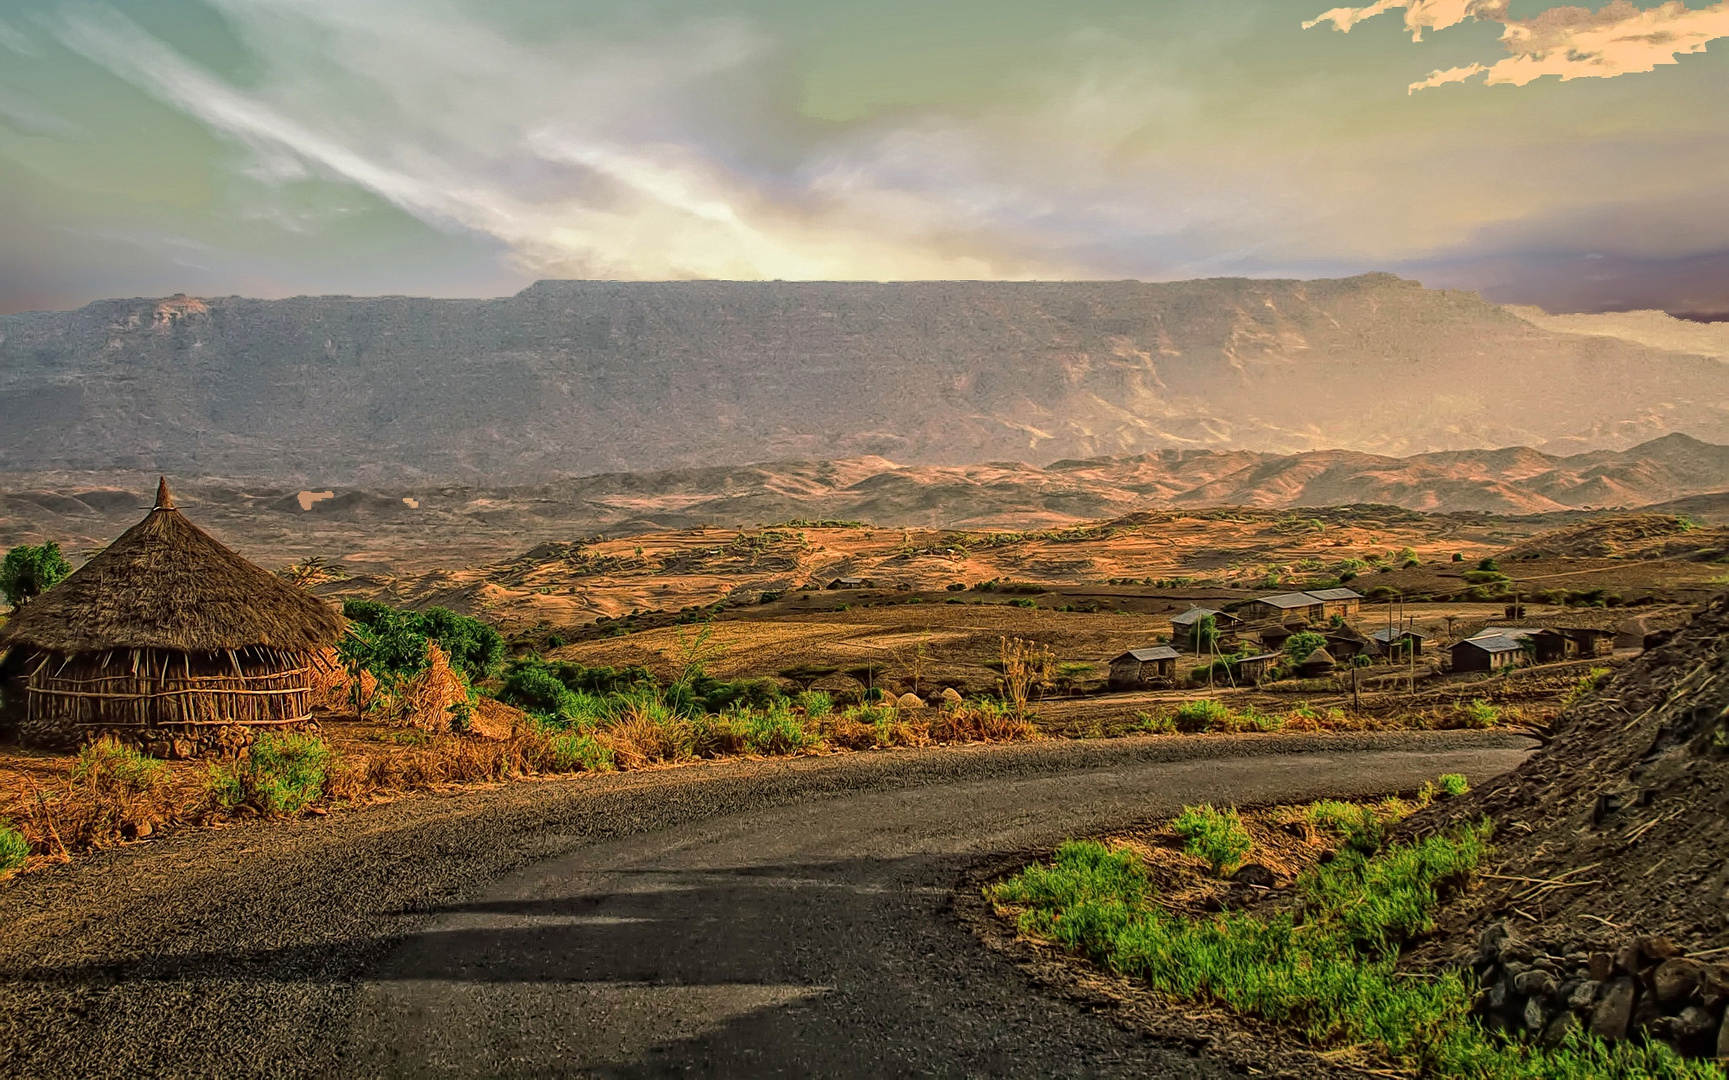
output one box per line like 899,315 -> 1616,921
2,275 -> 1726,484
4,436 -> 1726,574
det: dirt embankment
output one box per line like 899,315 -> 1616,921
1405,594 -> 1729,954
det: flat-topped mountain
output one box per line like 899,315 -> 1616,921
2,275 -> 1725,484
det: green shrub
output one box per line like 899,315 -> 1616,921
1462,569 -> 1510,585
216,733 -> 333,815
739,703 -> 820,755
1171,699 -> 1233,732
1437,773 -> 1469,797
341,601 -> 505,682
1307,800 -> 1385,856
1477,557 -> 1500,572
1135,710 -> 1176,734
546,730 -> 614,772
0,821 -> 28,876
71,737 -> 165,793
1463,699 -> 1502,728
1282,631 -> 1328,663
1172,803 -> 1253,876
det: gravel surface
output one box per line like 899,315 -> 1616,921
0,730 -> 1532,1078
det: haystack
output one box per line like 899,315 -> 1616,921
392,642 -> 471,733
0,479 -> 343,756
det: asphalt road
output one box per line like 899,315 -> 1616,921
0,731 -> 1532,1078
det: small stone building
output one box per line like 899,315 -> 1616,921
1234,651 -> 1283,682
1369,627 -> 1429,657
1305,587 -> 1365,619
1451,633 -> 1526,674
1244,592 -> 1327,624
0,480 -> 343,756
1169,607 -> 1241,651
1109,646 -> 1180,689
1242,588 -> 1364,625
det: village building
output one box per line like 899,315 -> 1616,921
1108,646 -> 1181,689
1482,625 -> 1618,665
1369,627 -> 1429,657
1241,587 -> 1364,624
1234,652 -> 1284,682
1451,632 -> 1527,674
1243,591 -> 1327,623
1322,625 -> 1373,661
1293,646 -> 1339,678
0,480 -> 343,756
1256,624 -> 1301,651
1306,587 -> 1366,619
1168,607 -> 1241,651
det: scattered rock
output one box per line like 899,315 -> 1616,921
1588,952 -> 1614,982
1523,994 -> 1551,1032
896,693 -> 926,709
1590,977 -> 1636,1040
1566,979 -> 1600,1011
939,687 -> 963,705
1653,958 -> 1704,1005
1228,863 -> 1276,888
1639,936 -> 1685,963
1540,1009 -> 1579,1048
1675,1005 -> 1716,1039
1513,969 -> 1558,998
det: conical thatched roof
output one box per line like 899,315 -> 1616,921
0,479 -> 342,654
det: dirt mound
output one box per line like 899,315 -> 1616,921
1506,514 -> 1723,560
1406,594 -> 1729,956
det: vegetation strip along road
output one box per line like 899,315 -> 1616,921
0,730 -> 1528,1077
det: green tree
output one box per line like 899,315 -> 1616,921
1,542 -> 72,610
1193,614 -> 1220,654
1283,631 -> 1328,664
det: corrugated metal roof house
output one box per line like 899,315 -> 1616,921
1109,646 -> 1181,689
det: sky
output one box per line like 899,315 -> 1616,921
1,0 -> 1726,315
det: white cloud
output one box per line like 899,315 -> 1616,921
1308,0 -> 1729,91
1304,1 -> 1508,40
49,0 -> 1076,281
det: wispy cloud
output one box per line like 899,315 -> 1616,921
48,0 -> 1084,281
1307,0 -> 1729,92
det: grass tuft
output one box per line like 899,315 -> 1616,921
1172,803 -> 1253,876
992,809 -> 1714,1079
0,821 -> 27,876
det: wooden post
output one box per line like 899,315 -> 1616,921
1351,662 -> 1360,711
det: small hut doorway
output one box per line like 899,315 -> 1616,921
0,480 -> 343,757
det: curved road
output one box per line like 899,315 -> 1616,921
0,731 -> 1532,1078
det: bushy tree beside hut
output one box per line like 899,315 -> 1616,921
1,542 -> 71,610
0,480 -> 343,755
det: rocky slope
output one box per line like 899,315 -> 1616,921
3,275 -> 1726,483
1404,596 -> 1729,1058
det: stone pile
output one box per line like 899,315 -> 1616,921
1467,921 -> 1729,1059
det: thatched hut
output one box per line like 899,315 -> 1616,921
0,480 -> 342,756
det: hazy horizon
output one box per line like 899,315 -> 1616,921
3,1 -> 1727,317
